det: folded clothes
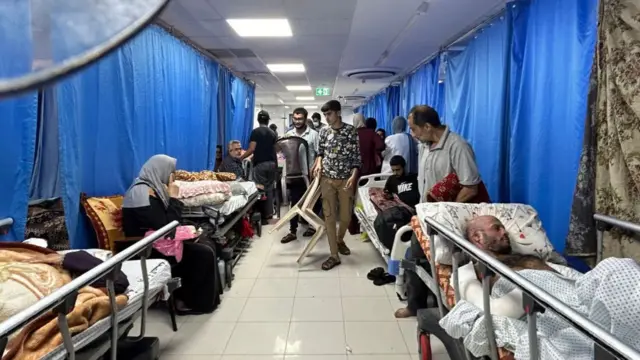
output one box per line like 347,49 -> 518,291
174,180 -> 231,199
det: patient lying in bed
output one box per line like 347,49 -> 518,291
440,215 -> 640,360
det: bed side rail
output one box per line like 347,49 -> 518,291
424,217 -> 640,360
0,220 -> 179,360
594,213 -> 640,264
0,217 -> 13,234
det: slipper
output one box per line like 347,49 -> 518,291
367,267 -> 385,281
373,273 -> 396,286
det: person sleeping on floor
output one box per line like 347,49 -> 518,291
439,215 -> 640,360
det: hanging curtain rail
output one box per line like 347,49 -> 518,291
357,4 -> 508,107
423,216 -> 640,360
153,19 -> 254,85
0,217 -> 13,228
0,220 -> 179,341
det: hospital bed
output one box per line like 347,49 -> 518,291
404,204 -> 640,360
0,221 -> 179,360
182,181 -> 260,287
355,173 -> 413,300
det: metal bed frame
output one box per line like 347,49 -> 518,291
404,213 -> 640,360
355,173 -> 413,300
0,220 -> 179,360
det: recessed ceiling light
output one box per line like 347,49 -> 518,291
278,99 -> 284,104
267,63 -> 306,73
226,19 -> 292,37
304,105 -> 318,109
296,96 -> 315,101
284,106 -> 290,109
286,85 -> 312,91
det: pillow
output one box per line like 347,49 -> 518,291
175,180 -> 232,198
181,192 -> 231,207
415,203 -> 555,264
229,182 -> 248,196
427,173 -> 462,202
81,194 -> 126,251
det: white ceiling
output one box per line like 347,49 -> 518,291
160,0 -> 507,107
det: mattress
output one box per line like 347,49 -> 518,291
41,258 -> 172,360
409,216 -> 514,360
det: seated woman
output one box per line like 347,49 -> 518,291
122,154 -> 220,314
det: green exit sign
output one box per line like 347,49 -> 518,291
315,87 -> 331,96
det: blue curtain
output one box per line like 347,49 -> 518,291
402,57 -> 443,116
373,92 -> 388,131
226,75 -> 255,148
445,16 -> 511,202
0,1 -> 38,240
56,25 -> 220,248
508,0 -> 597,252
218,67 -> 232,148
30,89 -> 62,200
385,86 -> 401,133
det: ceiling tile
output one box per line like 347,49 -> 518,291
208,0 -> 286,18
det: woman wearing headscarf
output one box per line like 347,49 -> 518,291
353,114 -> 385,176
381,116 -> 418,174
122,154 -> 221,315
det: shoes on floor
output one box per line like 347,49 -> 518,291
367,266 -> 396,286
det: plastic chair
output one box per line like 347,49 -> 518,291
269,176 -> 325,264
276,137 -> 312,200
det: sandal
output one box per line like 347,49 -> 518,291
302,228 -> 316,237
367,267 -> 385,281
321,256 -> 341,271
373,273 -> 396,286
281,233 -> 297,244
394,307 -> 416,319
337,242 -> 351,256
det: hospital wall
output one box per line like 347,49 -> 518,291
356,0 -> 598,253
0,25 -> 255,248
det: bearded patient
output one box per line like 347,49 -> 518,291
441,215 -> 640,359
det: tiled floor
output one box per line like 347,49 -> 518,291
136,224 -> 451,360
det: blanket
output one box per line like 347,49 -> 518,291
439,258 -> 640,360
174,180 -> 231,199
0,246 -> 128,360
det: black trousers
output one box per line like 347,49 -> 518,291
288,178 -> 322,233
407,234 -> 433,313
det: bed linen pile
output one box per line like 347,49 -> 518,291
174,180 -> 232,207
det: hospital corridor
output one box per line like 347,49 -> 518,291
1,0 -> 640,360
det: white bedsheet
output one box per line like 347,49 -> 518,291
439,258 -> 640,360
43,259 -> 172,360
357,187 -> 378,221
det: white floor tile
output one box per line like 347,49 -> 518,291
285,356 -> 347,360
339,277 -> 388,297
239,297 -> 294,322
226,278 -> 256,298
164,321 -> 236,355
251,278 -> 298,297
184,297 -> 248,323
285,322 -> 346,355
296,278 -> 342,298
222,356 -> 283,360
341,297 -> 396,322
292,297 -> 343,322
161,355 -> 221,359
225,322 -> 290,355
344,322 -> 409,354
349,356 -> 412,360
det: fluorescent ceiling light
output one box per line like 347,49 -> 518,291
226,19 -> 292,37
296,96 -> 315,101
278,99 -> 284,104
267,63 -> 306,73
304,105 -> 318,109
284,106 -> 290,109
286,85 -> 312,91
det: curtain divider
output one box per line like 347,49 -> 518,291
154,19 -> 254,86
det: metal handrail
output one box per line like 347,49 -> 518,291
594,213 -> 640,264
0,220 -> 178,340
424,217 -> 640,360
0,217 -> 13,228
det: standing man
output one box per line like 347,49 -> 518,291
311,112 -> 326,131
241,110 -> 278,224
280,107 -> 320,244
312,100 -> 361,271
395,104 -> 487,319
